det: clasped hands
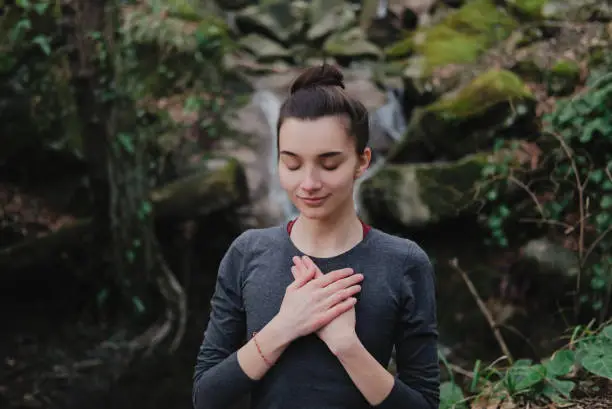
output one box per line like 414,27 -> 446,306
274,255 -> 362,355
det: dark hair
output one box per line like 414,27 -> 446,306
276,64 -> 369,153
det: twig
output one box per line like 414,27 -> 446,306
508,175 -> 546,219
549,132 -> 585,260
449,258 -> 514,363
518,217 -> 571,230
448,363 -> 475,379
582,225 -> 612,268
548,131 -> 586,320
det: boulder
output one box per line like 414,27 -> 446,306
542,0 -> 612,22
238,33 -> 292,62
388,69 -> 538,163
234,1 -> 308,44
323,27 -> 383,62
521,237 -> 580,278
545,59 -> 582,96
385,0 -> 518,76
215,0 -> 254,11
359,152 -> 500,228
306,0 -> 357,42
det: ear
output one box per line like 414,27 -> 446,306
355,147 -> 372,179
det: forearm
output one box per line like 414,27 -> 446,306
193,317 -> 294,409
237,316 -> 294,380
333,336 -> 395,406
334,337 -> 435,409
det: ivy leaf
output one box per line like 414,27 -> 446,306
32,35 -> 51,55
544,349 -> 575,377
577,338 -> 612,380
439,382 -> 466,409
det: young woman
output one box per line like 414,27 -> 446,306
193,64 -> 439,409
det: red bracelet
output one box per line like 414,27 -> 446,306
252,332 -> 272,367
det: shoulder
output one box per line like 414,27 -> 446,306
228,224 -> 287,257
368,228 -> 433,277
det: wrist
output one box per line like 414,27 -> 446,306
328,332 -> 361,358
266,315 -> 297,346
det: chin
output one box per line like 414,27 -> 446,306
299,208 -> 331,220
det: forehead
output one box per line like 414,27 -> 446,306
278,116 -> 353,154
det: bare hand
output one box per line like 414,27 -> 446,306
292,256 -> 360,354
274,261 -> 363,342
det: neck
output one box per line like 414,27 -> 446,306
291,202 -> 363,258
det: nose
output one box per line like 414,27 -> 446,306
300,168 -> 322,192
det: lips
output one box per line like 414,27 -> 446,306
298,195 -> 329,206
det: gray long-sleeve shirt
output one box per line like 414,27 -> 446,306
193,223 -> 439,409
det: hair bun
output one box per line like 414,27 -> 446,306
290,64 -> 345,94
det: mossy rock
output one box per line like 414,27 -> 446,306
359,152 -> 495,228
323,27 -> 383,61
546,59 -> 582,96
510,59 -> 545,83
541,0 -> 612,22
426,69 -> 533,118
239,33 -> 292,62
388,69 -> 537,162
234,0 -> 308,44
386,0 -> 518,75
306,0 -> 356,42
506,0 -> 550,18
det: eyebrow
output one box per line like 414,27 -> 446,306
279,151 -> 344,158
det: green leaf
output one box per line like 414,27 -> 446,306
132,296 -> 146,314
117,132 -> 135,153
602,325 -> 612,341
591,277 -> 606,290
544,349 -> 575,377
439,381 -> 467,409
506,363 -> 546,393
589,169 -> 604,184
33,2 -> 49,14
595,212 -> 610,227
542,378 -> 575,403
577,338 -> 612,379
32,35 -> 51,55
601,195 -> 612,209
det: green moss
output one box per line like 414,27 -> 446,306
507,0 -> 549,17
416,152 -> 490,217
550,59 -> 581,76
385,35 -> 413,59
388,0 -> 518,74
426,69 -> 533,118
547,59 -> 581,96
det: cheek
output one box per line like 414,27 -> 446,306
326,169 -> 356,191
278,168 -> 298,190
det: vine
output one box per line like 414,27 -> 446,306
478,60 -> 612,320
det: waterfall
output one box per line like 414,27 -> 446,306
252,90 -> 299,221
252,87 -> 406,221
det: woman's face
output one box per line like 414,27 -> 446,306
278,116 -> 371,221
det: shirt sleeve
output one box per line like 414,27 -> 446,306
375,248 -> 440,409
192,236 -> 257,409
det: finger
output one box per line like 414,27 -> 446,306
290,265 -> 299,280
302,256 -> 324,278
293,256 -> 310,276
313,267 -> 354,288
325,285 -> 361,308
324,273 -> 364,294
319,297 -> 357,325
288,265 -> 315,289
